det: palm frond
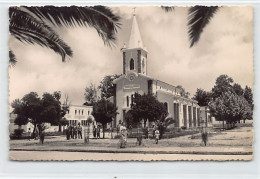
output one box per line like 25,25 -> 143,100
23,6 -> 121,46
188,6 -> 219,47
161,6 -> 174,12
9,7 -> 72,62
9,50 -> 17,67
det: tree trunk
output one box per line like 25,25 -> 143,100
32,122 -> 37,137
144,119 -> 147,128
222,119 -> 224,131
59,125 -> 61,132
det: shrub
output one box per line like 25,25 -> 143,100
181,126 -> 187,130
44,131 -> 64,136
13,129 -> 24,139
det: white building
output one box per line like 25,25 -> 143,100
9,113 -> 34,134
64,105 -> 95,126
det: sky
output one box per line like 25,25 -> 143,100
9,6 -> 253,107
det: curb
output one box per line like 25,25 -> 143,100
10,148 -> 253,155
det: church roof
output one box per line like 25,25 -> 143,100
128,15 -> 144,49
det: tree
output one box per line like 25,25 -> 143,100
233,83 -> 244,96
9,6 -> 121,65
11,91 -> 64,136
84,83 -> 98,106
176,85 -> 190,98
129,93 -> 167,128
244,86 -> 253,107
92,99 -> 118,139
98,74 -> 121,99
193,88 -> 211,106
11,99 -> 28,127
211,74 -> 234,99
244,86 -> 253,120
209,91 -> 252,129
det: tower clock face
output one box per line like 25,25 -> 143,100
129,75 -> 135,81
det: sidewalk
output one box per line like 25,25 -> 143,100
10,136 -> 253,155
9,127 -> 253,155
10,145 -> 252,155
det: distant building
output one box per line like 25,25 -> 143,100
112,14 -> 200,128
199,106 -> 213,127
9,112 -> 34,134
64,104 -> 95,126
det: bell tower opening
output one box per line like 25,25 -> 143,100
121,11 -> 148,76
130,58 -> 134,70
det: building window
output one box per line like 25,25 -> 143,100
131,94 -> 134,106
164,102 -> 168,112
126,96 -> 129,107
130,58 -> 134,70
82,110 -> 84,115
75,110 -> 77,115
88,111 -> 90,115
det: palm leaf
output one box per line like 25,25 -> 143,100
9,50 -> 17,67
161,6 -> 174,12
188,6 -> 219,47
9,7 -> 72,62
23,6 -> 121,46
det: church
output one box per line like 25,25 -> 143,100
112,13 -> 200,129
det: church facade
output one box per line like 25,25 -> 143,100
112,14 -> 200,129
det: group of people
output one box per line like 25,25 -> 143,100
92,125 -> 101,139
66,123 -> 83,140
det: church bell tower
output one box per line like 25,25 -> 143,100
121,12 -> 148,76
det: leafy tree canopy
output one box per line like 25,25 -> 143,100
84,83 -> 98,106
92,99 -> 118,138
193,88 -> 211,106
129,93 -> 167,127
98,74 -> 121,99
9,6 -> 121,65
11,91 -> 65,131
209,91 -> 252,122
233,83 -> 244,96
211,74 -> 234,99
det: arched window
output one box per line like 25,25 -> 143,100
126,96 -> 129,107
164,102 -> 168,112
75,110 -> 77,115
130,58 -> 134,70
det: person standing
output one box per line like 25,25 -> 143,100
73,125 -> 77,139
28,128 -> 31,141
116,124 -> 120,135
66,125 -> 70,140
97,126 -> 100,139
145,126 -> 149,139
119,122 -> 127,148
155,128 -> 160,144
78,123 -> 82,139
70,124 -> 74,139
110,126 -> 113,139
93,125 -> 96,139
129,125 -> 132,135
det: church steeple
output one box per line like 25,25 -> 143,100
121,11 -> 148,76
128,13 -> 144,49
